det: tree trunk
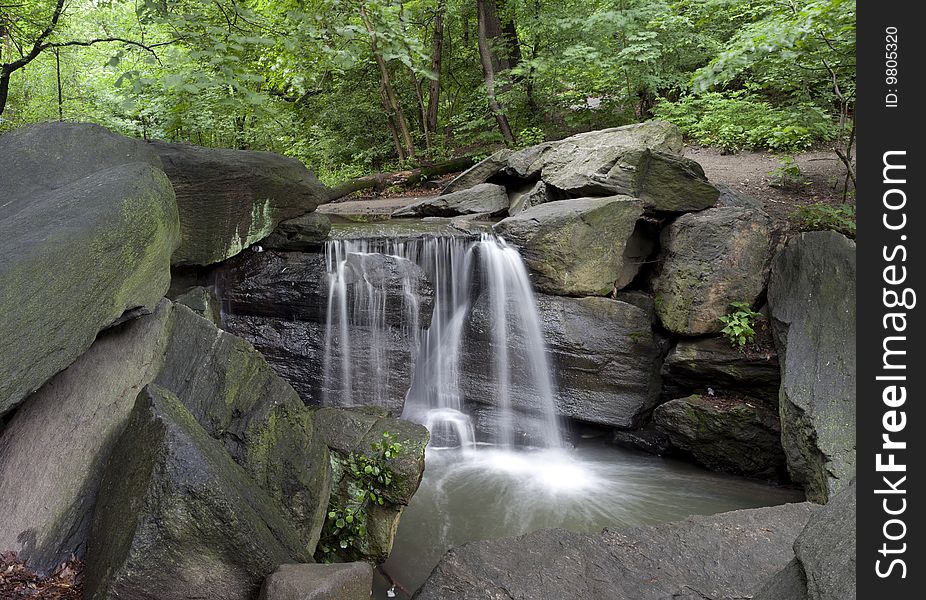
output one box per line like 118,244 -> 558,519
0,68 -> 10,118
426,3 -> 445,139
477,0 -> 515,145
361,5 -> 416,160
328,156 -> 476,200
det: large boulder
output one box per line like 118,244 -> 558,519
461,295 -> 665,430
149,140 -> 330,265
661,336 -> 780,403
653,394 -> 787,479
84,385 -> 312,600
494,196 -> 644,296
0,123 -> 180,417
654,207 -> 773,336
415,502 -> 817,600
219,249 -> 434,415
767,231 -> 856,503
154,305 -> 333,551
313,407 -> 429,563
393,184 -> 509,218
440,149 -> 512,195
260,563 -> 373,600
506,180 -> 551,216
754,481 -> 856,600
0,302 -> 173,573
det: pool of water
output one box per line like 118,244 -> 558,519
374,439 -> 804,598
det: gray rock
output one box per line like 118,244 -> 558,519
609,424 -> 673,456
84,385 -> 312,600
218,250 -> 433,415
154,305 -> 333,552
507,180 -> 550,216
494,196 -> 644,296
313,406 -> 429,562
604,149 -> 720,212
754,481 -> 856,600
260,563 -> 373,600
0,123 -> 180,417
716,183 -> 764,210
0,302 -> 173,573
661,336 -> 780,403
149,140 -> 330,265
653,394 -> 787,479
263,213 -> 332,251
174,285 -> 222,324
654,207 -> 773,335
415,502 -> 817,600
393,183 -> 509,218
441,149 -> 512,195
461,295 -> 665,429
767,231 -> 856,502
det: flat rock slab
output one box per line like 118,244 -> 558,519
767,231 -> 856,502
0,123 -> 180,416
393,183 -> 509,218
149,140 -> 330,265
260,563 -> 373,600
494,196 -> 644,296
415,502 -> 817,600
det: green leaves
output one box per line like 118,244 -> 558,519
719,301 -> 762,349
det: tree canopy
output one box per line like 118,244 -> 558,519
0,0 -> 856,184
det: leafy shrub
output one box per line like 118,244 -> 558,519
719,301 -> 762,348
653,92 -> 837,153
769,155 -> 806,188
317,432 -> 406,561
791,203 -> 856,238
515,127 -> 546,149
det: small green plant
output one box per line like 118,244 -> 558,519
515,126 -> 546,149
769,155 -> 805,188
719,302 -> 761,348
791,203 -> 856,238
317,432 -> 405,561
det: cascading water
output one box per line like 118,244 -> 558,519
321,232 -> 562,451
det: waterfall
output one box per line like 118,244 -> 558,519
322,233 -> 562,450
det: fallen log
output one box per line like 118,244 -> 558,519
327,156 -> 475,201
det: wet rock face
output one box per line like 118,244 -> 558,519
653,394 -> 787,479
653,206 -> 774,336
260,563 -> 373,600
218,249 -> 434,415
461,294 -> 665,430
494,196 -> 644,296
0,123 -> 180,419
767,231 -> 856,503
415,502 -> 817,600
262,212 -> 332,251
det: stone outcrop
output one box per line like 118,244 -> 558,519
393,183 -> 509,218
149,140 -> 330,265
415,502 -> 816,600
461,295 -> 665,430
440,149 -> 512,195
494,196 -> 644,296
653,394 -> 787,479
661,336 -> 780,403
767,231 -> 856,503
262,213 -> 332,251
84,385 -> 312,600
260,563 -> 373,600
654,207 -> 773,336
754,481 -> 856,600
0,123 -> 180,417
313,407 -> 429,562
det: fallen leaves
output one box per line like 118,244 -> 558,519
0,551 -> 82,599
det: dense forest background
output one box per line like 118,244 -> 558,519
1,0 -> 855,185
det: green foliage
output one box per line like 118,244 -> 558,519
653,92 -> 835,152
769,155 -> 805,188
317,432 -> 405,561
791,203 -> 856,238
719,301 -> 761,348
515,126 -> 545,149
